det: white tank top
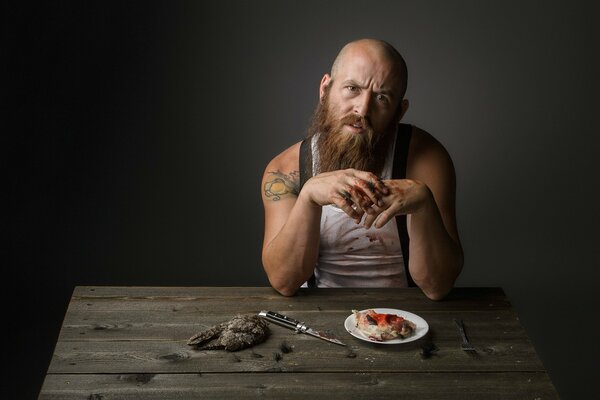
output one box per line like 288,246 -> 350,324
309,132 -> 408,288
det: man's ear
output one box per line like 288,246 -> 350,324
319,74 -> 331,102
397,99 -> 410,122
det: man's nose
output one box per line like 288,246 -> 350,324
353,93 -> 372,117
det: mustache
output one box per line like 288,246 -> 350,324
338,114 -> 372,130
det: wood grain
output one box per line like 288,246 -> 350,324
40,372 -> 558,399
39,286 -> 557,399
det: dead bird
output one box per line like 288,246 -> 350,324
187,314 -> 270,351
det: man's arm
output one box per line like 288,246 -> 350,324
363,128 -> 464,300
262,142 -> 388,296
261,143 -> 321,296
406,129 -> 463,300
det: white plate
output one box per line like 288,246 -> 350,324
344,308 -> 429,344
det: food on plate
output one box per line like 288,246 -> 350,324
352,309 -> 416,341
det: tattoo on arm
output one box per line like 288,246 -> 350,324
264,170 -> 300,201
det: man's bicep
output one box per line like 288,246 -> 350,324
262,170 -> 300,201
261,141 -> 303,249
261,167 -> 301,249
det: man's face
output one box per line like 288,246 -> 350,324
310,47 -> 407,174
322,47 -> 405,139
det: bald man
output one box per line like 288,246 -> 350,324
261,39 -> 463,300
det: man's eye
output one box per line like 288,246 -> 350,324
346,86 -> 358,92
376,94 -> 388,103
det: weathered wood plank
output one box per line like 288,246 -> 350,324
39,372 -> 558,399
65,298 -> 510,314
42,287 -> 558,397
57,309 -> 528,344
47,331 -> 544,374
48,287 -> 544,375
74,286 -> 507,299
67,287 -> 511,314
68,297 -> 452,314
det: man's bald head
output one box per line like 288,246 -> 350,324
330,39 -> 408,99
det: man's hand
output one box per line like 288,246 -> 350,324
302,169 -> 389,223
362,179 -> 432,229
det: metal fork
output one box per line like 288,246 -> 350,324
453,318 -> 476,352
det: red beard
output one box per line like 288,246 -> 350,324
307,91 -> 390,175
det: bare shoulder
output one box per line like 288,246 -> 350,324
407,126 -> 455,181
262,141 -> 302,202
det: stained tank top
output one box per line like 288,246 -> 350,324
312,131 -> 407,287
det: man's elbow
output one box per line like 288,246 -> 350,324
423,288 -> 450,301
266,274 -> 300,297
420,258 -> 463,301
275,286 -> 298,297
416,277 -> 455,301
262,256 -> 303,297
271,281 -> 299,297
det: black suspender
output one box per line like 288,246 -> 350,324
299,138 -> 312,191
298,124 -> 415,288
392,124 -> 416,287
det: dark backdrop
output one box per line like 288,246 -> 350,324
5,1 -> 599,398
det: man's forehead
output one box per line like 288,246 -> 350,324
335,50 -> 401,92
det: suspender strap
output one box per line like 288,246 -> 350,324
299,138 -> 317,288
392,124 -> 416,287
299,138 -> 312,191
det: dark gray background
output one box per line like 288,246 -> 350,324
5,1 -> 599,398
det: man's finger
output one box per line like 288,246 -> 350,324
334,194 -> 363,222
358,171 -> 389,195
350,170 -> 388,195
374,210 -> 394,229
363,213 -> 377,229
340,189 -> 352,203
352,179 -> 384,207
344,186 -> 372,214
362,204 -> 383,228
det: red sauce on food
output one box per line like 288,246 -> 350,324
370,311 -> 404,326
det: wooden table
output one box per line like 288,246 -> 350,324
39,287 -> 558,399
